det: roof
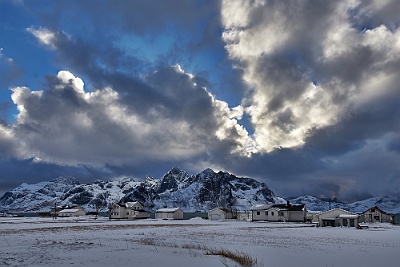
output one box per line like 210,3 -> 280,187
156,208 -> 181,213
133,209 -> 148,212
112,202 -> 126,207
59,208 -> 82,213
363,206 -> 391,215
271,204 -> 306,211
318,208 -> 356,216
339,214 -> 358,219
209,207 -> 233,213
250,204 -> 272,210
125,201 -> 143,208
251,203 -> 305,211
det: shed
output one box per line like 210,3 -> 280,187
58,207 -> 86,217
317,208 -> 359,227
363,206 -> 393,223
155,208 -> 184,220
208,208 -> 234,221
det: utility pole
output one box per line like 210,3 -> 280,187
53,202 -> 57,220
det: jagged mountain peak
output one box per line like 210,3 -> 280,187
50,176 -> 79,185
1,166 -> 279,213
169,165 -> 184,174
157,166 -> 192,193
199,168 -> 215,177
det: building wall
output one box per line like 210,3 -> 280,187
110,206 -> 126,219
58,209 -> 85,217
173,209 -> 184,219
252,210 -> 268,221
209,209 -> 226,221
155,209 -> 184,220
208,208 -> 234,221
130,210 -> 149,219
363,208 -> 392,223
317,209 -> 358,227
288,210 -> 306,222
252,208 -> 284,221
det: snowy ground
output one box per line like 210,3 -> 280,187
1,216 -> 399,267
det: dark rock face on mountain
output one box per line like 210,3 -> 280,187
120,166 -> 279,212
0,166 -> 279,212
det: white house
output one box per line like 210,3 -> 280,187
155,208 -> 184,220
208,208 -> 234,221
58,207 -> 86,217
317,208 -> 359,227
109,203 -> 126,219
251,202 -> 307,222
109,202 -> 149,220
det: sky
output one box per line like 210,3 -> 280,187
0,0 -> 400,202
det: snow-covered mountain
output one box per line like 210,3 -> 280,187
0,176 -> 141,212
289,195 -> 400,214
0,166 -> 280,213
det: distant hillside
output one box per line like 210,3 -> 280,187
0,166 -> 281,213
289,195 -> 400,214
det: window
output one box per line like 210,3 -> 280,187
265,211 -> 268,216
374,215 -> 380,220
279,211 -> 284,216
126,212 -> 129,215
256,211 -> 260,215
271,212 -> 274,216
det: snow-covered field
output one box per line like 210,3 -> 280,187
1,216 -> 399,267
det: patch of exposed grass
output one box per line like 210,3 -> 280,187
138,238 -> 156,246
180,243 -> 207,250
138,239 -> 258,266
205,248 -> 257,267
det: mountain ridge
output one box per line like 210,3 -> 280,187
1,166 -> 399,214
288,195 -> 400,214
0,166 -> 281,213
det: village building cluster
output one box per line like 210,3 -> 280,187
49,201 -> 398,228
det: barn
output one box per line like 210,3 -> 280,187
155,208 -> 184,220
363,206 -> 393,223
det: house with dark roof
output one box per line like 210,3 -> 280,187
363,206 -> 393,223
251,202 -> 307,222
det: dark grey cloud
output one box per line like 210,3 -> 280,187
0,157 -> 115,197
349,0 -> 400,31
1,0 -> 399,203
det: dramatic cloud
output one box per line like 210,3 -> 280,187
7,67 -> 251,167
217,0 -> 400,200
221,0 -> 400,152
0,0 -> 399,201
